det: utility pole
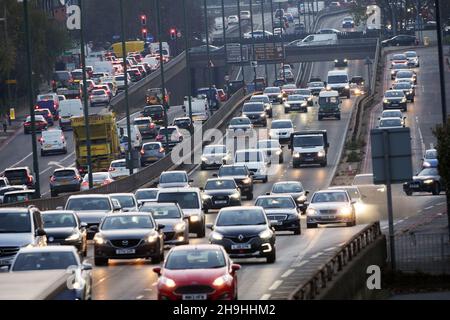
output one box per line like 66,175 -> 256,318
237,0 -> 246,84
278,1 -> 285,81
250,0 -> 257,90
204,0 -> 214,111
183,0 -> 194,132
270,0 -> 277,78
261,0 -> 269,82
435,0 -> 448,124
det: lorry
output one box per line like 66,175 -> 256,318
56,82 -> 82,100
72,112 -> 121,174
289,130 -> 329,168
149,42 -> 171,62
318,90 -> 341,120
183,95 -> 209,122
111,41 -> 145,58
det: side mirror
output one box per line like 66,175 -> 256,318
265,192 -> 270,195
231,264 -> 241,273
153,267 -> 162,276
158,224 -> 165,230
90,225 -> 99,232
206,223 -> 214,230
82,263 -> 93,271
212,173 -> 218,178
36,228 -> 46,237
80,222 -> 88,228
305,191 -> 310,196
189,179 -> 194,183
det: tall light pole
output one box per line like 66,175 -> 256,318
261,0 -> 269,82
270,0 -> 277,78
250,0 -> 257,89
278,1 -> 286,81
21,0 -> 40,197
183,0 -> 193,131
119,0 -> 133,175
434,0 -> 448,124
204,0 -> 214,111
221,0 -> 228,82
237,0 -> 246,84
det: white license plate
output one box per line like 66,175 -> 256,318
231,244 -> 251,250
116,249 -> 135,255
215,200 -> 227,204
270,220 -> 283,225
182,294 -> 207,300
44,144 -> 52,148
410,184 -> 420,189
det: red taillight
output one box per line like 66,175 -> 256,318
27,176 -> 32,183
150,123 -> 155,129
39,138 -> 44,144
140,149 -> 145,155
61,136 -> 65,142
35,105 -> 39,109
156,135 -> 162,141
159,148 -> 165,153
50,176 -> 56,182
81,181 -> 89,187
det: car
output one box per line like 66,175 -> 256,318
135,188 -> 159,205
0,207 -> 47,267
263,87 -> 283,104
93,212 -> 164,266
108,159 -> 131,180
156,126 -> 183,149
381,34 -> 418,47
240,10 -> 251,20
52,71 -> 73,91
172,117 -> 192,132
89,89 -> 110,106
257,139 -> 284,164
118,124 -> 143,153
241,102 -> 268,127
422,149 -> 438,168
227,116 -> 254,137
403,167 -> 445,196
39,129 -> 67,156
201,178 -> 241,212
23,115 -> 48,134
49,167 -> 82,197
142,105 -> 165,124
329,1 -> 341,9
140,142 -> 166,166
391,53 -> 408,68
249,95 -> 273,118
208,206 -> 276,263
285,94 -> 308,113
34,108 -> 54,126
201,144 -> 232,170
109,193 -> 139,212
328,186 -> 364,211
404,51 -> 420,67
41,210 -> 88,256
228,15 -> 239,24
293,89 -> 314,106
379,109 -> 406,126
285,13 -> 294,23
306,189 -> 357,228
234,149 -> 268,183
133,117 -> 157,138
2,190 -> 36,204
383,90 -> 407,111
334,58 -> 348,67
281,84 -> 298,98
158,170 -> 191,189
270,181 -> 309,213
156,187 -> 205,238
2,167 -> 35,188
140,202 -> 189,246
9,246 -> 92,300
342,17 -> 355,28
64,194 -> 122,238
395,70 -> 417,85
318,28 -> 341,34
216,165 -> 254,200
275,8 -> 285,19
390,63 -> 409,80
255,195 -> 301,235
0,186 -> 28,204
392,81 -> 415,102
153,244 -> 240,300
307,81 -> 326,96
377,117 -> 405,129
80,172 -> 114,191
269,119 -> 295,143
0,177 -> 9,188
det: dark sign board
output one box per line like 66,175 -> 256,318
226,43 -> 249,63
253,43 -> 285,62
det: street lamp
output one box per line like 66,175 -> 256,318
221,0 -> 229,89
250,0 -> 257,90
270,0 -> 277,78
261,0 -> 269,82
183,0 -> 194,131
204,0 -> 214,112
237,0 -> 246,84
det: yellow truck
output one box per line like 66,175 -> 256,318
111,41 -> 145,58
72,112 -> 121,174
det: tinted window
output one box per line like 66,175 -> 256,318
235,151 -> 262,162
328,75 -> 348,84
160,172 -> 187,184
243,103 -> 264,112
12,252 -> 78,271
256,197 -> 295,209
312,192 -> 348,203
102,215 -> 153,230
143,143 -> 160,150
288,95 -> 306,102
379,119 -> 402,127
205,180 -> 236,190
230,118 -> 251,125
111,161 -> 126,168
385,91 -> 404,98
293,135 -> 323,147
216,209 -> 266,226
272,183 -> 303,193
158,128 -> 177,135
42,213 -> 77,228
219,166 -> 246,176
165,249 -> 226,270
425,150 -> 437,159
135,189 -> 158,200
0,212 -> 32,233
4,170 -> 27,179
250,96 -> 269,103
157,192 -> 200,209
140,205 -> 181,218
264,88 -> 280,94
66,198 -> 111,211
419,168 -> 438,176
110,195 -> 136,208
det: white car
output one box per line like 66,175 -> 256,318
228,15 -> 239,24
80,172 -> 114,191
89,89 -> 110,106
256,139 -> 284,164
269,119 -> 294,143
377,117 -> 405,129
227,116 -> 254,137
243,30 -> 273,39
379,109 -> 406,126
404,51 -> 420,67
240,10 -> 251,20
201,144 -> 232,170
285,94 -> 308,113
108,159 -> 131,180
158,171 -> 191,189
234,149 -> 268,182
39,129 -> 67,156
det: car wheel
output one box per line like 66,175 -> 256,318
307,223 -> 318,229
432,183 -> 440,195
94,257 -> 108,266
294,226 -> 301,235
246,192 -> 254,200
262,176 -> 268,183
337,115 -> 341,120
320,161 -> 327,167
152,252 -> 162,264
197,223 -> 206,238
203,207 -> 209,214
279,154 -> 284,164
50,191 -> 58,197
285,109 -> 290,114
411,98 -> 415,102
318,116 -> 322,121
40,150 -> 45,157
266,247 -> 276,263
201,164 -> 206,170
405,190 -> 413,196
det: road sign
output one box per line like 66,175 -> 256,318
226,43 -> 249,63
253,43 -> 284,62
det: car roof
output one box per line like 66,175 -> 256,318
257,194 -> 294,199
142,202 -> 178,207
219,206 -> 263,212
4,167 -> 29,171
273,180 -> 301,185
68,194 -> 111,199
17,246 -> 78,254
157,187 -> 200,193
109,193 -> 135,197
206,177 -> 236,183
272,119 -> 293,123
4,190 -> 35,195
0,207 -> 30,213
161,170 -> 187,175
42,210 -> 76,215
170,244 -> 224,253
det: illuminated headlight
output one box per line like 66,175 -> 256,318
423,179 -> 434,184
307,97 -> 312,101
65,233 -> 81,242
344,59 -> 348,62
241,178 -> 250,184
260,113 -> 266,118
174,222 -> 186,232
318,150 -> 326,157
146,234 -> 159,243
339,206 -> 353,216
306,208 -> 318,216
213,274 -> 233,287
211,231 -> 223,241
383,99 -> 389,104
230,192 -> 240,200
334,59 -> 338,63
190,215 -> 201,222
160,276 -> 176,288
201,156 -> 208,162
391,70 -> 396,74
278,94 -> 283,98
93,234 -> 105,245
345,85 -> 350,89
202,194 -> 211,201
293,152 -> 300,158
259,229 -> 272,239
326,86 -> 331,90
401,98 -> 407,103
276,150 -> 282,155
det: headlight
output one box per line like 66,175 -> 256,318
339,206 -> 353,216
297,195 -> 307,202
65,233 -> 81,242
334,59 -> 338,63
318,150 -> 326,157
306,208 -> 317,216
423,161 -> 431,168
93,234 -> 105,245
211,231 -> 223,241
201,156 -> 208,162
278,94 -> 283,98
242,178 -> 251,184
276,150 -> 282,155
423,179 -> 434,184
384,99 -> 389,104
260,113 -> 266,118
293,152 -> 300,158
259,229 -> 272,239
213,274 -> 233,287
344,59 -> 348,62
146,234 -> 159,243
326,85 -> 331,90
174,222 -> 186,232
401,98 -> 407,103
230,192 -> 240,200
160,276 -> 176,288
202,194 -> 211,201
190,215 -> 200,222
345,85 -> 350,89
391,70 -> 395,74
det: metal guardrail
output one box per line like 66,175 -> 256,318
288,222 -> 383,300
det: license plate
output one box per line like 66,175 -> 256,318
410,184 -> 420,189
215,200 -> 227,204
322,215 -> 336,220
182,294 -> 207,300
44,144 -> 52,148
270,220 -> 283,226
116,249 -> 135,255
231,244 -> 251,250
304,158 -> 314,161
147,157 -> 158,161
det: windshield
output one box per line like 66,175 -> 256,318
405,52 -> 417,58
204,146 -> 226,154
101,215 -> 153,230
205,180 -> 236,190
12,252 -> 78,271
135,189 -> 158,200
216,209 -> 266,226
382,111 -> 402,118
264,88 -> 280,94
140,205 -> 181,218
319,96 -> 339,105
66,198 -> 111,211
312,192 -> 348,203
165,249 -> 226,270
271,121 -> 292,129
293,135 -> 323,147
235,151 -> 262,162
256,197 -> 295,209
418,168 -> 438,176
145,106 -> 163,113
393,83 -> 411,89
230,118 -> 251,125
143,143 -> 160,150
425,150 -> 437,159
250,96 -> 269,103
288,95 -> 306,102
385,91 -> 404,98
110,195 -> 136,208
328,75 -> 348,84
243,103 -> 264,112
42,213 -> 77,228
380,119 -> 402,127
0,212 -> 31,233
92,90 -> 105,96
134,119 -> 150,125
158,192 -> 199,209
257,141 -> 279,149
219,166 -> 246,176
272,182 -> 303,193
160,172 -> 187,184
393,54 -> 407,60
396,71 -> 413,78
295,90 -> 310,95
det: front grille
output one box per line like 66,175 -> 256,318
302,153 -> 317,158
319,209 -> 337,215
110,239 -> 142,248
225,235 -> 256,243
175,285 -> 215,295
248,169 -> 258,173
267,214 -> 288,221
0,247 -> 20,258
164,232 -> 175,241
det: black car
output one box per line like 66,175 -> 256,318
403,168 -> 445,196
216,165 -> 254,200
382,34 -> 418,47
42,210 -> 88,257
93,213 -> 165,266
383,90 -> 407,111
208,206 -> 276,263
201,178 -> 241,212
255,195 -> 301,234
392,82 -> 415,102
241,102 -> 268,126
141,105 -> 164,124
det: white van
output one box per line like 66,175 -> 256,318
39,129 -> 67,156
297,33 -> 337,46
58,99 -> 83,130
150,42 -> 170,61
215,17 -> 228,30
234,149 -> 269,183
117,124 -> 143,150
326,70 -> 351,98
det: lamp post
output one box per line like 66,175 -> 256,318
434,0 -> 448,124
270,0 -> 277,78
365,57 -> 373,95
221,0 -> 228,82
278,1 -> 285,81
261,0 -> 269,82
21,0 -> 40,197
119,0 -> 133,175
183,0 -> 193,131
250,0 -> 257,89
237,0 -> 246,83
204,0 -> 214,111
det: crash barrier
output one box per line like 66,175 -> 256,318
289,222 -> 386,300
0,89 -> 250,210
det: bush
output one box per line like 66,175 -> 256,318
347,151 -> 361,163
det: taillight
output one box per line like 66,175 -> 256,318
156,135 -> 162,141
50,176 -> 56,182
140,149 -> 145,155
61,136 -> 65,142
109,167 -> 116,172
149,123 -> 155,129
27,176 -> 32,183
81,181 -> 89,187
39,138 -> 44,144
159,148 -> 165,153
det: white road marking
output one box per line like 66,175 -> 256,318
310,252 -> 323,259
424,206 -> 434,210
48,161 -> 65,169
260,294 -> 271,300
416,116 -> 425,155
291,260 -> 309,268
9,152 -> 33,168
136,295 -> 144,300
324,247 -> 336,252
436,202 -> 446,206
39,167 -> 53,175
281,269 -> 295,278
98,277 -> 106,283
268,280 -> 283,291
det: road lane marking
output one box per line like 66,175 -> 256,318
268,280 -> 283,291
9,152 -> 33,168
281,269 -> 295,278
98,277 -> 106,283
310,252 -> 323,259
136,295 -> 144,300
260,294 -> 271,300
436,202 -> 445,206
324,247 -> 336,252
424,206 -> 434,210
39,167 -> 53,175
291,260 -> 309,268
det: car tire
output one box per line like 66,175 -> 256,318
262,176 -> 268,183
246,192 -> 254,200
294,226 -> 301,235
347,93 -> 351,99
152,252 -> 162,264
307,223 -> 318,229
197,222 -> 206,238
285,109 -> 290,114
318,116 -> 322,121
94,257 -> 108,266
279,154 -> 284,164
40,150 -> 45,157
201,164 -> 206,170
337,115 -> 341,120
266,247 -> 276,264
320,161 -> 327,167
405,189 -> 413,196
432,183 -> 440,195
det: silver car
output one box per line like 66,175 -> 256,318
158,171 -> 192,189
201,144 -> 232,170
109,193 -> 139,212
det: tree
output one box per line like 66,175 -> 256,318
432,118 -> 450,235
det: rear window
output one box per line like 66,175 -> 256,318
111,161 -> 126,168
66,197 -> 111,211
235,151 -> 263,162
53,170 -> 76,178
134,119 -> 150,125
92,90 -> 106,95
4,170 -> 27,178
243,103 -> 264,112
143,143 -> 160,150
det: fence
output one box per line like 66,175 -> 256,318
393,233 -> 450,275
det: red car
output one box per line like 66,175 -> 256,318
153,244 -> 240,300
23,115 -> 48,134
217,89 -> 227,102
